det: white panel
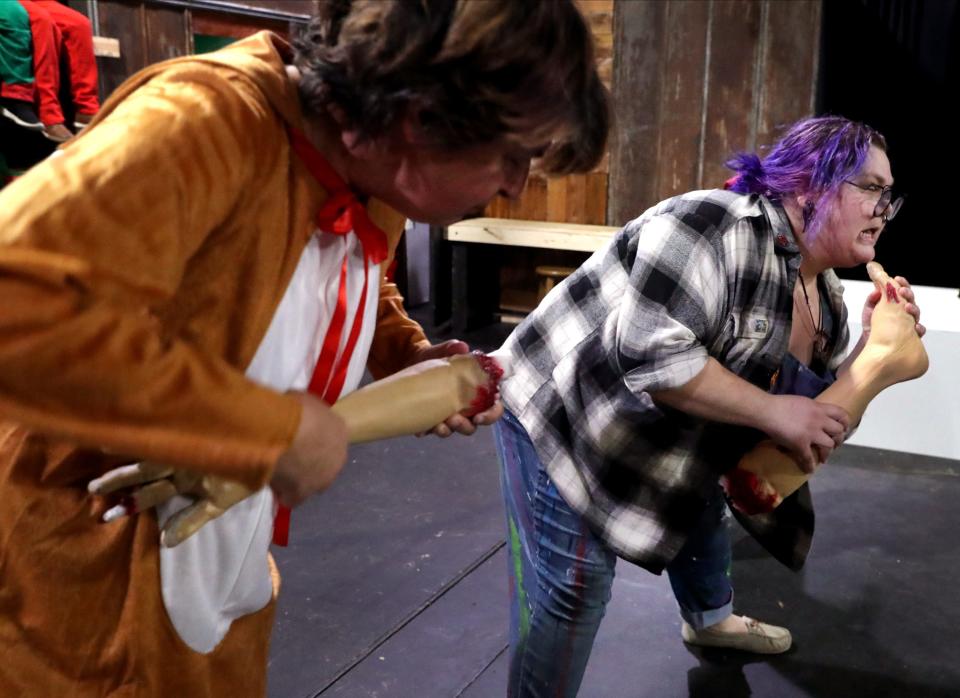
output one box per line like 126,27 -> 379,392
841,280 -> 960,460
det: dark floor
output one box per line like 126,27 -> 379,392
267,310 -> 960,698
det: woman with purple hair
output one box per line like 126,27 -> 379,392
492,115 -> 925,696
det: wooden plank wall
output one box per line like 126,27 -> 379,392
70,0 -> 318,99
193,0 -> 316,17
607,0 -> 822,225
487,0 -> 821,228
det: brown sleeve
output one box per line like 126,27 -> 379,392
367,280 -> 432,380
364,204 -> 431,380
0,67 -> 299,490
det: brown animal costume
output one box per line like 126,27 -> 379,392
0,33 -> 430,696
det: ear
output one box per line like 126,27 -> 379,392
342,109 -> 422,161
341,125 -> 399,163
792,193 -> 817,228
397,104 -> 438,147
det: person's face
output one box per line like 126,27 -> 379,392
386,137 -> 535,226
816,145 -> 894,268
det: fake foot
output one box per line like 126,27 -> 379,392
861,262 -> 928,384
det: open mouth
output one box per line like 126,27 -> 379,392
858,227 -> 880,244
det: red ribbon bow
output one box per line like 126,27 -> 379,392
289,128 -> 388,265
273,128 -> 389,546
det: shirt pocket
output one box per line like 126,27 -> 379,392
733,310 -> 772,341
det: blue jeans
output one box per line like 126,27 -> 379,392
495,409 -> 732,698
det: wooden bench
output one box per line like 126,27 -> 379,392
438,218 -> 619,332
445,217 -> 618,253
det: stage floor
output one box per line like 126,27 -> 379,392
268,313 -> 960,698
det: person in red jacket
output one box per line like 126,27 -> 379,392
0,0 -> 42,132
15,0 -> 101,142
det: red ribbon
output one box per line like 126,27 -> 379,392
272,128 -> 389,546
289,128 -> 388,264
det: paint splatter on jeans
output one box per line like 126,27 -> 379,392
495,409 -> 734,697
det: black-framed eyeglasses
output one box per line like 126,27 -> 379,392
843,180 -> 905,222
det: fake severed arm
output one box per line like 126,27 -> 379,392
89,351 -> 507,546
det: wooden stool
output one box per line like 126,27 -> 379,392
535,265 -> 575,302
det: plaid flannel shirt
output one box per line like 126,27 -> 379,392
499,190 -> 850,573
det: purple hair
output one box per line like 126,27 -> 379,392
726,116 -> 887,237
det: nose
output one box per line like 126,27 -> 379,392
499,158 -> 530,200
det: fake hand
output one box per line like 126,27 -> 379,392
89,392 -> 348,547
88,462 -> 253,548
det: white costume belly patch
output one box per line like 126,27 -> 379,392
158,230 -> 379,653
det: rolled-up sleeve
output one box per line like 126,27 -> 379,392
616,214 -> 726,395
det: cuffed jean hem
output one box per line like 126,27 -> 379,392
677,590 -> 734,630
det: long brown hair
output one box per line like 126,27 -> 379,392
293,0 -> 609,174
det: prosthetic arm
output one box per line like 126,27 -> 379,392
89,351 -> 505,547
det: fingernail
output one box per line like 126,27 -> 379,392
102,504 -> 129,522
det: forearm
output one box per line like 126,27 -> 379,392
650,357 -> 773,430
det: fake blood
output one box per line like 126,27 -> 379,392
463,351 -> 504,417
119,494 -> 139,515
885,282 -> 899,304
721,468 -> 780,515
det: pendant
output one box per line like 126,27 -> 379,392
814,329 -> 829,357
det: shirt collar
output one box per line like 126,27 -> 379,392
762,197 -> 801,255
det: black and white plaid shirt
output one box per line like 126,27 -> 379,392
499,189 -> 850,573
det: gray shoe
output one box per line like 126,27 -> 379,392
681,616 -> 792,654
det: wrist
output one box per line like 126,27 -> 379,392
749,391 -> 779,434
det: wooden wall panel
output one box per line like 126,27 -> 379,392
606,0 -> 666,225
608,0 -> 821,222
701,0 -> 763,189
585,172 -> 607,224
187,0 -> 318,18
486,176 -> 547,222
757,0 -> 821,147
87,0 -> 313,100
656,0 -> 709,200
96,1 -> 147,98
191,10 -> 291,41
581,0 -> 614,90
144,5 -> 190,65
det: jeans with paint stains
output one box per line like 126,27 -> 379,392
495,408 -> 732,698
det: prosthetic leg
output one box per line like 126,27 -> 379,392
723,262 -> 929,514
